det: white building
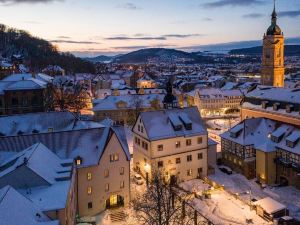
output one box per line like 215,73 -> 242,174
132,107 -> 208,183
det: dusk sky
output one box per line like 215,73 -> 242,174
1,0 -> 300,56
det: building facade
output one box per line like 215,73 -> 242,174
132,107 -> 208,184
221,118 -> 300,189
194,88 -> 243,118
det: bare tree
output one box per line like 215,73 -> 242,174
127,95 -> 143,125
45,76 -> 89,112
131,172 -> 201,225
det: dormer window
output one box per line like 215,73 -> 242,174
286,140 -> 295,148
75,156 -> 82,165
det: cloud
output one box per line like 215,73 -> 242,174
0,0 -> 62,5
243,13 -> 264,18
105,36 -> 166,40
203,0 -> 265,8
106,34 -> 203,41
112,45 -> 149,50
162,34 -> 203,38
50,39 -> 101,44
56,36 -> 70,39
117,2 -> 141,10
278,10 -> 300,18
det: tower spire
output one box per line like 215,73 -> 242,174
272,0 -> 277,24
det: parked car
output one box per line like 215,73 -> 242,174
219,166 -> 232,175
134,174 -> 144,185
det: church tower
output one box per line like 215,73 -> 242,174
261,1 -> 285,87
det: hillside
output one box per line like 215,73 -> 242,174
111,48 -> 213,64
0,24 -> 95,74
84,55 -> 114,63
229,45 -> 300,56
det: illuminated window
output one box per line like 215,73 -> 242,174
187,169 -> 192,176
175,141 -> 181,148
87,172 -> 92,180
87,187 -> 92,195
110,154 -> 119,162
75,156 -> 82,165
104,169 -> 109,178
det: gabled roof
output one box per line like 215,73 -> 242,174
0,111 -> 104,137
0,185 -> 59,225
139,107 -> 207,141
0,143 -> 70,185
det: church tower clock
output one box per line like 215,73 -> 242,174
261,1 -> 285,87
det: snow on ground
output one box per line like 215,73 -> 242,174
180,179 -> 271,225
209,168 -> 300,221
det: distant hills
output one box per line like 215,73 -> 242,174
229,45 -> 300,56
0,24 -> 95,73
85,48 -> 214,64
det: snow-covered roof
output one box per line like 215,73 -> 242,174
0,126 -> 130,167
221,118 -> 300,154
0,185 -> 59,225
93,94 -> 165,111
197,88 -> 242,99
245,85 -> 300,104
139,107 -> 207,141
0,143 -> 72,185
253,197 -> 286,214
2,73 -> 32,81
0,111 -> 104,137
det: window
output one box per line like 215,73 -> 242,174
138,125 -> 140,131
176,158 -> 181,164
87,187 -> 92,195
110,154 -> 119,162
137,138 -> 140,146
104,169 -> 109,178
157,145 -> 163,151
11,98 -> 18,106
120,181 -> 125,189
198,153 -> 203,160
141,126 -> 144,133
187,155 -> 192,162
135,137 -> 138,144
75,156 -> 82,165
197,137 -> 203,144
175,141 -> 181,148
120,167 -> 125,175
105,183 -> 109,192
186,139 -> 192,146
158,161 -> 164,168
198,168 -> 203,175
88,202 -> 93,209
142,141 -> 148,150
187,169 -> 192,176
87,172 -> 92,180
